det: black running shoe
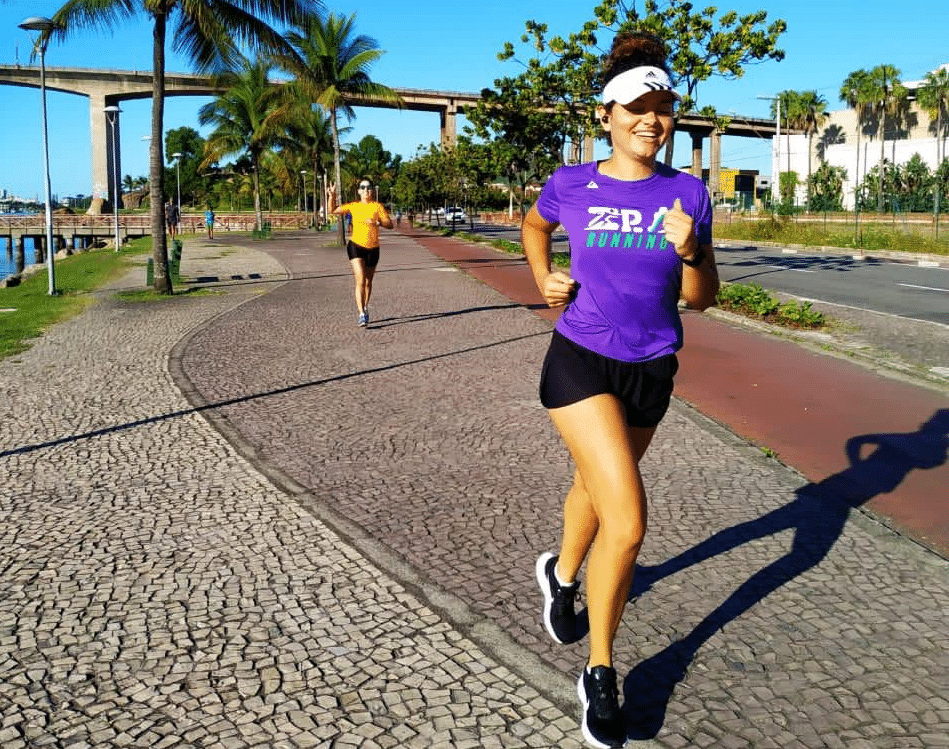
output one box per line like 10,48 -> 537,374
577,665 -> 626,748
535,552 -> 580,644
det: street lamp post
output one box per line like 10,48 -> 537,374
19,15 -> 58,295
300,171 -> 307,224
141,135 -> 151,191
171,152 -> 182,217
317,173 -> 324,228
104,105 -> 122,251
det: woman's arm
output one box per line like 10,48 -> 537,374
662,199 -> 720,311
678,243 -> 719,311
327,184 -> 347,216
521,205 -> 576,307
378,206 -> 394,230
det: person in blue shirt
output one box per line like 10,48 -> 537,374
204,206 -> 215,239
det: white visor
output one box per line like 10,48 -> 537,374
601,66 -> 681,105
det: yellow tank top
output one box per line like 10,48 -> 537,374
341,201 -> 389,248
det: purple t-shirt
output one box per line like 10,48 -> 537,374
536,161 -> 712,363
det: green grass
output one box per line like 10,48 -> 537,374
0,248 -> 137,358
715,214 -> 949,256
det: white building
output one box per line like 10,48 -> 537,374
773,64 -> 949,209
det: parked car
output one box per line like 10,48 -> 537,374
444,206 -> 467,224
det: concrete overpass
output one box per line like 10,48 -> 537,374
0,64 -> 788,208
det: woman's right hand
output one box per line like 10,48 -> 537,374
540,271 -> 578,307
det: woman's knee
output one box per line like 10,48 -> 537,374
597,512 -> 647,555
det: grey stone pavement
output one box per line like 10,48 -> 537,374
1,229 -> 947,748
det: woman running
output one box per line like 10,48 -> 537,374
329,178 -> 393,327
522,32 -> 720,748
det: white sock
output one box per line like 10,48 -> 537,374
554,564 -> 575,588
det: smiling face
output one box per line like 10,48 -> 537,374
598,90 -> 676,176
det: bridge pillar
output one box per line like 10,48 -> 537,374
690,132 -> 703,177
440,105 -> 457,150
88,93 -> 123,213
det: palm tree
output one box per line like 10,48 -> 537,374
277,12 -> 402,245
864,64 -> 905,213
49,0 -> 313,293
285,103 -> 338,225
917,66 -> 949,219
841,69 -> 873,211
199,59 -> 293,232
797,91 -> 828,208
771,91 -> 800,205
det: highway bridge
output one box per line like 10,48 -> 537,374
0,64 -> 787,211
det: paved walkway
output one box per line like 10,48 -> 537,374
0,229 -> 947,748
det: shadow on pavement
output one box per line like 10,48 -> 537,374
723,252 -> 883,284
623,408 -> 949,740
368,303 -> 521,329
0,327 -> 550,459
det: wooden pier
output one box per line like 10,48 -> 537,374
1,212 -> 314,269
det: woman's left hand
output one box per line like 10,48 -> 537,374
662,198 -> 698,259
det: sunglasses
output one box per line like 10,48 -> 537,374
359,184 -> 372,189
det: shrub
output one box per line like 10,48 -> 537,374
716,282 -> 825,329
717,282 -> 779,316
490,239 -> 522,254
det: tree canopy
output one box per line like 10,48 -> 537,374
481,0 -> 786,168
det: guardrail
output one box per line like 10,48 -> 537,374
0,211 -> 314,237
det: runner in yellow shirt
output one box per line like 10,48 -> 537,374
329,178 -> 393,327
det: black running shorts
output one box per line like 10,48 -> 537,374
539,330 -> 678,427
347,240 -> 380,267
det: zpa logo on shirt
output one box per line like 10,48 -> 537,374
584,206 -> 673,250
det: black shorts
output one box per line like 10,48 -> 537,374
539,330 -> 678,427
347,240 -> 380,267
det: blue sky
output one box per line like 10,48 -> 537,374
1,0 -> 947,201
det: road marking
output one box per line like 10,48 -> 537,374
767,265 -> 816,273
898,283 -> 949,293
792,295 -> 949,331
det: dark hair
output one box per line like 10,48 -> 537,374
600,31 -> 671,88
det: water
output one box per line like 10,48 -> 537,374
1,238 -> 38,280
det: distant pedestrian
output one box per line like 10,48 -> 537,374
205,206 -> 215,239
522,31 -> 719,749
165,200 -> 180,241
328,178 -> 393,327
396,209 -> 402,227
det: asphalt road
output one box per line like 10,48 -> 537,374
461,220 -> 949,326
714,246 -> 949,326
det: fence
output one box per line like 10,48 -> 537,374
713,208 -> 949,254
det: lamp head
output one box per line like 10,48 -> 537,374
19,16 -> 57,54
18,16 -> 56,32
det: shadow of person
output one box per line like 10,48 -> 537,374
622,408 -> 949,740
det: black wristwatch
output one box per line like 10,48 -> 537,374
681,246 -> 706,268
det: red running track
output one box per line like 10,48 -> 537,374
405,227 -> 949,558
